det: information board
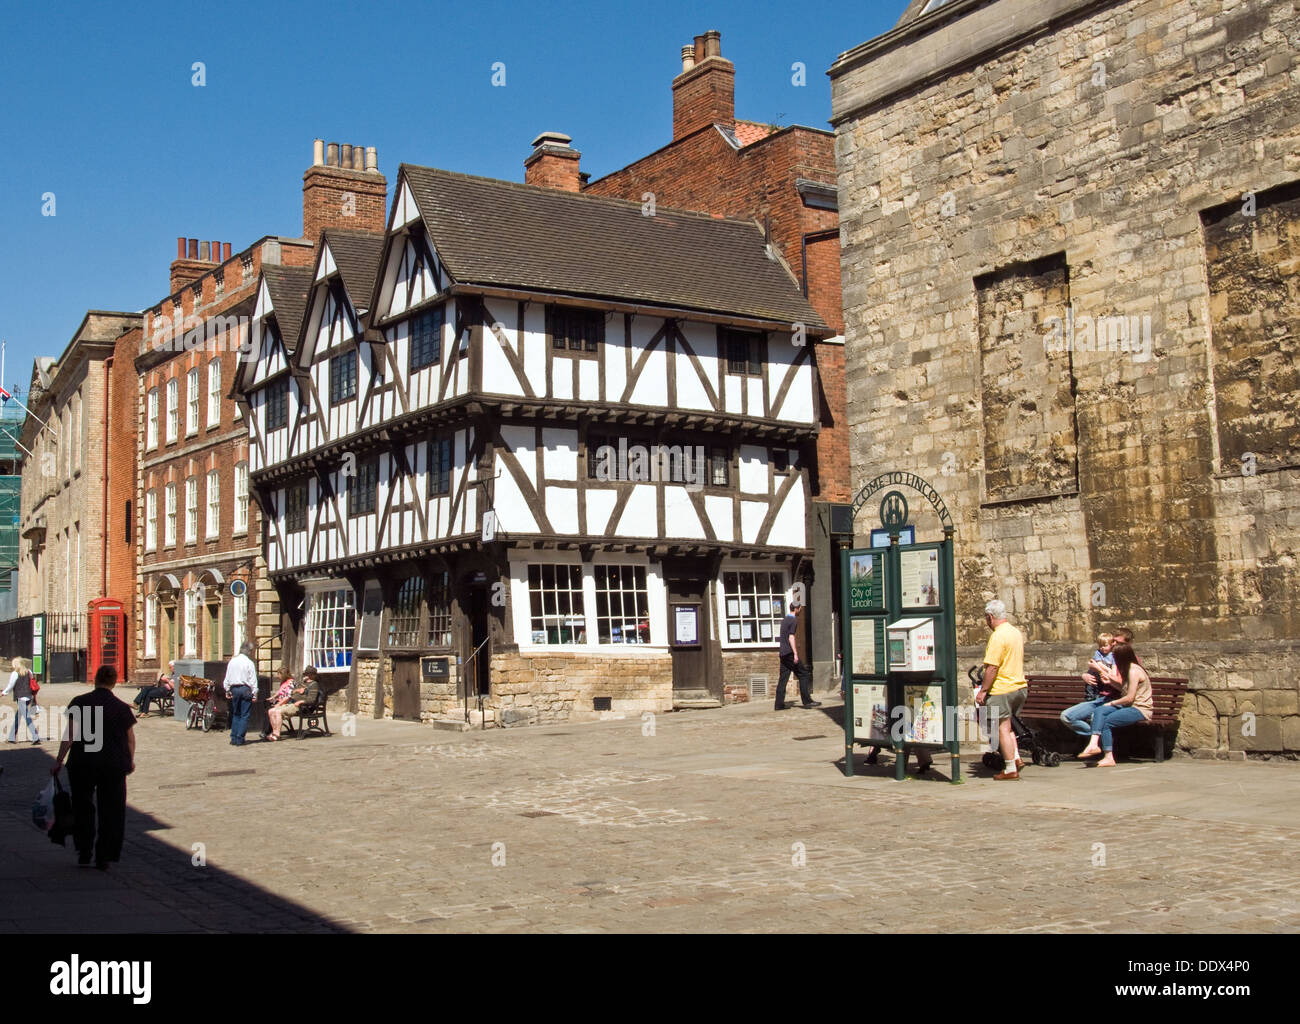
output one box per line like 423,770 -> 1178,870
851,682 -> 891,744
849,617 -> 886,677
899,547 -> 941,608
847,551 -> 885,611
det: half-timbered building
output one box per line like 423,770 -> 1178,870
241,165 -> 830,725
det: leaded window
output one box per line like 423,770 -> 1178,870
265,377 -> 289,430
710,447 -> 729,486
722,328 -> 762,375
410,306 -> 444,371
427,571 -> 452,648
349,457 -> 378,517
430,437 -> 452,495
285,481 -> 308,533
330,349 -> 357,403
387,577 -> 425,647
550,307 -> 602,352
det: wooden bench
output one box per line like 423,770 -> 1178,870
1021,674 -> 1190,761
280,690 -> 331,740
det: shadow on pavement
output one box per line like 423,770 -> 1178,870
0,744 -> 349,934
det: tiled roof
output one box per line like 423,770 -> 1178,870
734,120 -> 777,147
261,265 -> 313,351
401,164 -> 827,329
321,229 -> 385,314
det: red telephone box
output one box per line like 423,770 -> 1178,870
88,598 -> 127,683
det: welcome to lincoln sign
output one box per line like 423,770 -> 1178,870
840,472 -> 960,782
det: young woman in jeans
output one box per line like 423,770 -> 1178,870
1076,641 -> 1151,766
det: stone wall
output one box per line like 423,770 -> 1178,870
832,0 -> 1300,749
358,648 -> 674,728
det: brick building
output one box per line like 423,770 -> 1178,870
133,141 -> 387,685
567,29 -> 850,694
830,0 -> 1300,750
17,311 -> 141,679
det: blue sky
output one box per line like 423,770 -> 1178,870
0,0 -> 904,394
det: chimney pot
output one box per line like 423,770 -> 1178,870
681,45 -> 696,72
674,31 -> 735,139
223,242 -> 232,261
365,146 -> 378,172
531,130 -> 573,150
199,241 -> 210,261
352,144 -> 364,170
340,143 -> 353,168
313,138 -> 325,166
177,237 -> 187,259
188,239 -> 199,259
211,240 -> 220,262
326,142 -> 339,167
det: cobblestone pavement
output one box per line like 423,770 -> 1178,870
4,683 -> 1299,933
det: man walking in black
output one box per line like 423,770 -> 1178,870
774,599 -> 821,710
50,664 -> 136,870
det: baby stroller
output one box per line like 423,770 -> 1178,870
967,665 -> 1060,768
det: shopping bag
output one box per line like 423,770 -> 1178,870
48,777 -> 75,846
31,778 -> 56,832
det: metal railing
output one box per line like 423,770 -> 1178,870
462,636 -> 490,729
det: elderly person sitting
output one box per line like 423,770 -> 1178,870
134,661 -> 176,715
265,666 -> 320,741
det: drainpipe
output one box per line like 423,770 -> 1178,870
102,358 -> 111,601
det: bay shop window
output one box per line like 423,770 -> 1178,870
514,560 -> 662,648
304,586 -> 356,671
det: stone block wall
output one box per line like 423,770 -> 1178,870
832,0 -> 1300,749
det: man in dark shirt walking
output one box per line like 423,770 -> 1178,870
50,665 -> 136,870
775,599 -> 820,710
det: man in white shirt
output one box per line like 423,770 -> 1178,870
223,641 -> 259,746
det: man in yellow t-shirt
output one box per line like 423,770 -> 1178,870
973,599 -> 1027,780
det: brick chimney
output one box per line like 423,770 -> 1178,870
169,237 -> 230,293
672,30 -> 735,140
302,138 -> 388,242
524,132 -> 582,192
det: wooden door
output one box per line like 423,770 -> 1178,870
392,656 -> 422,721
663,558 -> 721,698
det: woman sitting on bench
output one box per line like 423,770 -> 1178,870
1076,641 -> 1152,766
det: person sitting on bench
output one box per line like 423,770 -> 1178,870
1076,641 -> 1151,766
134,662 -> 175,715
265,666 -> 320,741
1059,632 -> 1119,737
